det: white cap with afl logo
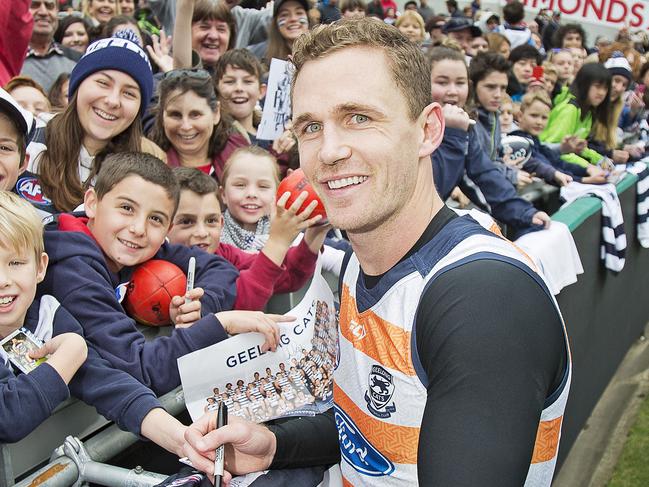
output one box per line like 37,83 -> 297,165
0,88 -> 36,144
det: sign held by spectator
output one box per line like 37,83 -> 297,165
257,58 -> 294,141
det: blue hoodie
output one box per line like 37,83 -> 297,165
39,213 -> 239,395
0,295 -> 161,443
432,126 -> 540,233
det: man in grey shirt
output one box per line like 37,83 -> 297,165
21,0 -> 80,92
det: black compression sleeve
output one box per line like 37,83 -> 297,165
415,259 -> 566,486
268,409 -> 340,469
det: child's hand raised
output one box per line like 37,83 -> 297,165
304,221 -> 333,255
216,311 -> 295,352
262,191 -> 323,266
272,122 -> 297,155
170,287 -> 204,328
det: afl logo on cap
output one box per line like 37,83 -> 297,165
16,176 -> 51,206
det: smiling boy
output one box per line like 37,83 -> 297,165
0,89 -> 30,193
0,192 -> 190,453
0,87 -> 58,216
38,152 -> 284,396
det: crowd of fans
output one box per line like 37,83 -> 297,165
0,0 -> 647,470
3,0 -> 646,240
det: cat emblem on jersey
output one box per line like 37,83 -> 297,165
365,364 -> 397,418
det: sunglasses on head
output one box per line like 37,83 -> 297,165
163,68 -> 212,81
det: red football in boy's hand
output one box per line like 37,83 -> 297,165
124,260 -> 187,326
276,168 -> 327,219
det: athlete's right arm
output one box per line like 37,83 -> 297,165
183,410 -> 339,479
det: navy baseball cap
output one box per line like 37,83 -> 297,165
443,17 -> 482,37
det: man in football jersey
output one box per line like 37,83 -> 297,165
183,19 -> 570,487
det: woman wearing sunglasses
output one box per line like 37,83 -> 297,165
149,69 -> 248,182
25,31 -> 165,216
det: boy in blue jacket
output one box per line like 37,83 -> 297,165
39,153 -> 286,396
508,91 -> 608,185
0,192 -> 187,454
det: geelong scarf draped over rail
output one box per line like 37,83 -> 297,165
560,161 -> 649,272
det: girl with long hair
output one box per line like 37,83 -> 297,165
29,31 -> 162,214
248,0 -> 310,66
540,63 -> 613,168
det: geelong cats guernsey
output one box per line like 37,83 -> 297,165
334,213 -> 572,487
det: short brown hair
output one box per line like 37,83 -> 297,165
4,76 -> 49,104
221,146 -> 280,187
94,152 -> 180,214
193,0 -> 236,52
173,166 -> 219,196
340,0 -> 366,13
214,49 -> 265,85
520,91 -> 552,112
291,18 -> 431,121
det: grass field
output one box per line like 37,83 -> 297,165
607,392 -> 649,486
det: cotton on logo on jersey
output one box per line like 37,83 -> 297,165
335,404 -> 395,477
349,319 -> 366,340
16,176 -> 51,206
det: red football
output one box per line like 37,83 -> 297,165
123,260 -> 187,326
276,168 -> 327,219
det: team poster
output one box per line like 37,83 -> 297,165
178,262 -> 338,422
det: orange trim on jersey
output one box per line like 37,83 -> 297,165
342,477 -> 353,487
335,383 -> 419,465
488,222 -> 504,237
340,284 -> 417,377
531,416 -> 563,464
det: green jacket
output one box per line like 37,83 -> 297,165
540,92 -> 604,167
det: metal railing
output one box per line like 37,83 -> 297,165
5,388 -> 186,487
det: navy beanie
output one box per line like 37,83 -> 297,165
604,51 -> 633,83
68,30 -> 153,111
